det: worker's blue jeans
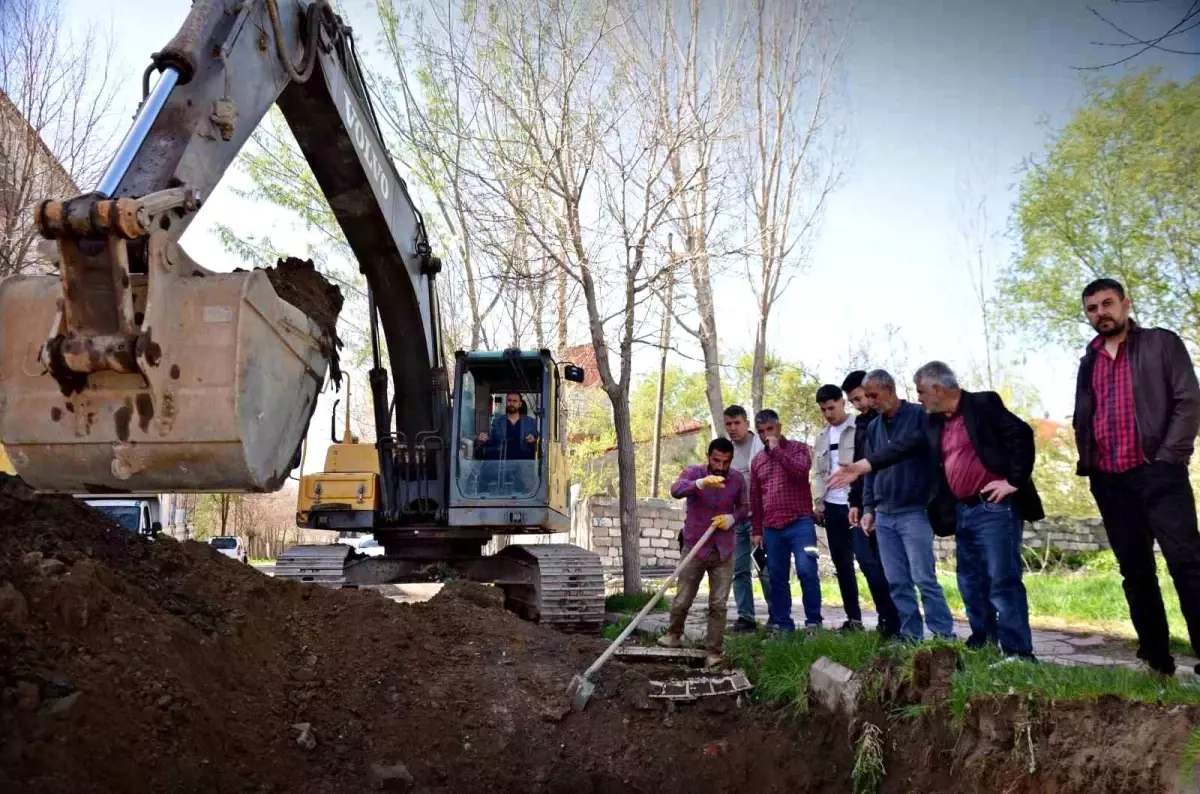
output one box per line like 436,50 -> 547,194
874,508 -> 955,641
763,516 -> 822,631
956,500 -> 1033,657
733,522 -> 771,624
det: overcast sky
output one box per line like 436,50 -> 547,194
60,0 -> 1199,472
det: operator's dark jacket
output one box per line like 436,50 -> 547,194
1073,322 -> 1200,475
866,391 -> 1044,535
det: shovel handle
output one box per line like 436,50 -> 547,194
583,521 -> 721,680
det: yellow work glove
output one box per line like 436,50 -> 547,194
695,475 -> 726,490
712,514 -> 735,531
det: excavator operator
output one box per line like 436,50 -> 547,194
476,393 -> 538,461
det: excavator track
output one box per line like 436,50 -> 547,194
274,544 -> 352,586
272,542 -> 605,634
498,544 -> 605,634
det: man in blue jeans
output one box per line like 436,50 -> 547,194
725,405 -> 772,632
844,370 -> 955,642
750,409 -> 822,632
833,363 -> 1041,659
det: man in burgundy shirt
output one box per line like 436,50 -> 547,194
661,437 -> 747,666
1074,278 -> 1200,676
750,409 -> 822,633
829,362 -> 1043,658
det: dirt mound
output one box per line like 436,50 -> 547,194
0,476 -> 835,793
3,474 -> 1197,793
260,256 -> 344,385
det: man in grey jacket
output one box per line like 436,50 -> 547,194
813,384 -> 893,632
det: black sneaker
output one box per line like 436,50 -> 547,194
839,619 -> 865,633
732,617 -> 758,633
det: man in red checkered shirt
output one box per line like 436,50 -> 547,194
1075,278 -> 1200,677
750,409 -> 822,633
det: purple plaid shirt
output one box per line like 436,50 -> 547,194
670,465 -> 748,561
1091,335 -> 1144,473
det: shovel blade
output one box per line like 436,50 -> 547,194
566,674 -> 595,712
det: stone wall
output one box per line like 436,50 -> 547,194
570,495 -> 1113,569
570,496 -> 685,570
932,516 -> 1110,561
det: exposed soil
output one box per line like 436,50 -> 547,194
0,473 -> 1195,793
260,256 -> 343,385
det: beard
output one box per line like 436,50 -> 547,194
1093,316 -> 1128,338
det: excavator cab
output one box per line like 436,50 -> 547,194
448,349 -> 581,534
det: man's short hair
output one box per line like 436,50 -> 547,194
754,409 -> 780,425
864,369 -> 895,392
707,437 -> 735,456
841,370 -> 867,393
1082,278 -> 1126,302
723,404 -> 748,420
815,384 -> 843,404
913,361 -> 959,390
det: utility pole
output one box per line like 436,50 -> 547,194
650,236 -> 674,498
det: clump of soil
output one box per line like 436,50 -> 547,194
261,256 -> 344,385
859,647 -> 1200,793
0,475 -> 841,793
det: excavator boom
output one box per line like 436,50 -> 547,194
0,0 -> 443,493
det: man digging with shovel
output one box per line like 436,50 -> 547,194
660,438 -> 748,668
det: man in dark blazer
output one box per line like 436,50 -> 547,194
829,361 -> 1043,660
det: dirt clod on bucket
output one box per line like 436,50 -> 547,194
259,256 -> 344,385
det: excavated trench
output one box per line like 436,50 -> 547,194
0,475 -> 1196,793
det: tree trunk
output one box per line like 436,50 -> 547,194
751,312 -> 769,416
610,394 -> 642,594
650,271 -> 672,497
555,268 -> 569,357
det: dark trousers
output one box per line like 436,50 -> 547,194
1091,462 -> 1200,672
825,503 -> 901,635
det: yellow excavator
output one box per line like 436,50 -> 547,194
0,0 -> 602,631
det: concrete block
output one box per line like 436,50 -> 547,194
808,656 -> 860,716
650,538 -> 668,549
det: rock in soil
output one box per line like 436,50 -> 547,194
368,762 -> 414,790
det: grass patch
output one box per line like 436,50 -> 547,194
947,644 -> 1200,723
249,558 -> 274,565
815,551 -> 1192,655
604,590 -> 668,614
602,616 -> 633,641
852,722 -> 886,794
1180,727 -> 1200,787
725,629 -> 885,713
729,628 -> 1200,727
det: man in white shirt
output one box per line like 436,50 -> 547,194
813,384 -> 892,633
725,404 -> 772,632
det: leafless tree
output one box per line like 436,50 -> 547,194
743,0 -> 848,415
410,0 -> 694,593
954,164 -> 1005,390
1084,0 -> 1200,68
0,0 -> 118,277
617,0 -> 750,437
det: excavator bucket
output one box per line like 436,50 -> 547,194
0,268 -> 330,493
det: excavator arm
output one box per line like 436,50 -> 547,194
0,0 -> 444,495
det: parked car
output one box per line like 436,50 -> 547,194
209,536 -> 249,564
